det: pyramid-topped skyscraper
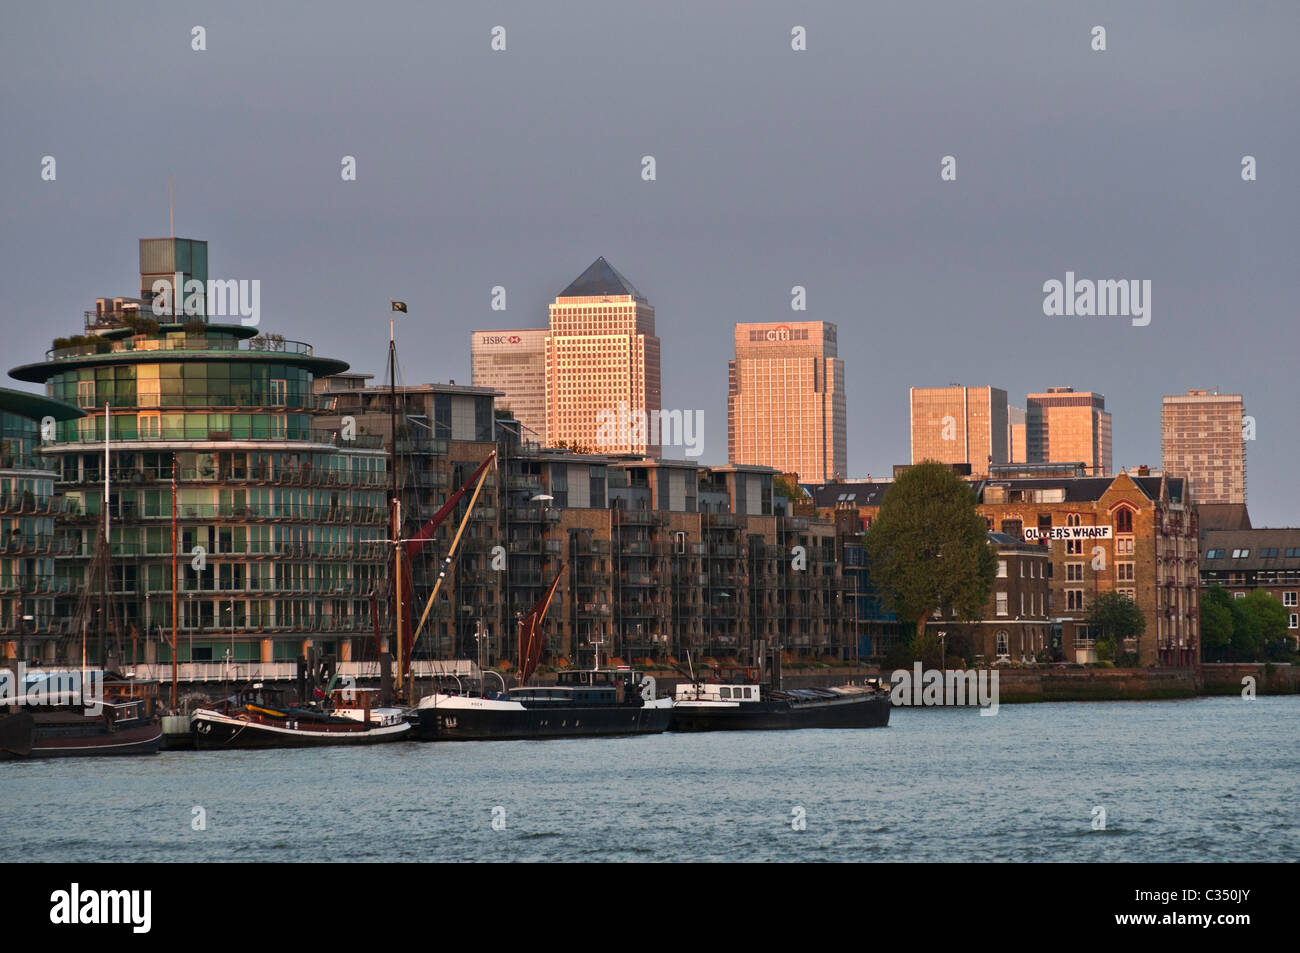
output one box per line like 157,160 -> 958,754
557,256 -> 646,301
547,257 -> 661,455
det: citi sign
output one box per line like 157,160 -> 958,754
764,325 -> 792,342
481,335 -> 523,345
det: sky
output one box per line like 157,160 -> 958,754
2,2 -> 1297,523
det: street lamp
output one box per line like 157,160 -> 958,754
21,614 -> 35,666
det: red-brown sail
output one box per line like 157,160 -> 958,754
517,564 -> 564,685
404,455 -> 494,560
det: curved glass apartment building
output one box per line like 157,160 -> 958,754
0,387 -> 84,659
9,310 -> 388,671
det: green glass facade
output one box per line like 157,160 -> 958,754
0,389 -> 82,647
9,322 -> 388,667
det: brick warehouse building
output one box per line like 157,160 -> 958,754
808,468 -> 1200,666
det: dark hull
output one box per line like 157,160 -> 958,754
0,710 -> 35,759
29,719 -> 163,757
191,713 -> 410,749
671,693 -> 892,732
414,704 -> 673,740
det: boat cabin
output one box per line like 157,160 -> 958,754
555,667 -> 645,690
673,682 -> 763,703
507,685 -> 624,707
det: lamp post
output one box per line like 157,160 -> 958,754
20,613 -> 35,666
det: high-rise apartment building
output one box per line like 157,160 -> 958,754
1008,406 -> 1026,464
546,258 -> 661,455
1161,389 -> 1246,504
1026,387 -> 1112,475
470,328 -> 547,444
909,385 -> 1008,475
7,238 -> 388,670
728,321 -> 846,482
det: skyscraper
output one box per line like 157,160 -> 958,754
1025,387 -> 1112,475
728,321 -> 846,482
1008,406 -> 1026,464
470,328 -> 548,443
1161,389 -> 1246,504
909,385 -> 1008,475
546,257 -> 661,455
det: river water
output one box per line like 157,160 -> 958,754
4,696 -> 1296,862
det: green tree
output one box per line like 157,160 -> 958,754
1087,591 -> 1146,664
862,461 -> 996,640
1200,586 -> 1234,662
1231,590 -> 1288,661
773,474 -> 808,503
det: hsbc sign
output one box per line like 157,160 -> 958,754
481,334 -> 525,345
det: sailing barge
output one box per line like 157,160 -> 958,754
191,686 -> 410,749
670,668 -> 891,732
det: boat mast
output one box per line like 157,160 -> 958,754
101,402 -> 110,666
389,314 -> 402,700
171,474 -> 178,709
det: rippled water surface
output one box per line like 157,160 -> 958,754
4,697 -> 1297,862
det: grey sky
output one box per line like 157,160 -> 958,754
2,2 -> 1296,522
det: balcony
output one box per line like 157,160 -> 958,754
49,331 -> 317,362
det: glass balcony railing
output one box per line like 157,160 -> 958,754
48,333 -> 316,362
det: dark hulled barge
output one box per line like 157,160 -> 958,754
670,676 -> 891,731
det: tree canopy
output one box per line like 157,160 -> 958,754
1200,586 -> 1293,662
862,461 -> 996,639
1086,591 -> 1146,663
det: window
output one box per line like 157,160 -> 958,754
1285,592 -> 1297,607
1116,537 -> 1134,555
1233,592 -> 1245,600
1067,590 -> 1084,611
1118,588 -> 1135,600
1232,549 -> 1250,559
1117,563 -> 1134,581
996,593 -> 1008,616
1067,563 -> 1084,581
138,378 -> 161,408
138,413 -> 160,439
1206,549 -> 1223,559
77,380 -> 96,408
1290,614 -> 1298,630
1261,548 -> 1278,558
1114,508 -> 1134,533
996,631 -> 1009,657
997,560 -> 1008,578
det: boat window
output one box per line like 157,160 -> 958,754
719,687 -> 731,699
743,688 -> 752,699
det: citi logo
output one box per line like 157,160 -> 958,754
764,325 -> 792,342
49,883 -> 151,934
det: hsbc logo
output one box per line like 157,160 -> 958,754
481,334 -> 524,345
508,335 -> 521,344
